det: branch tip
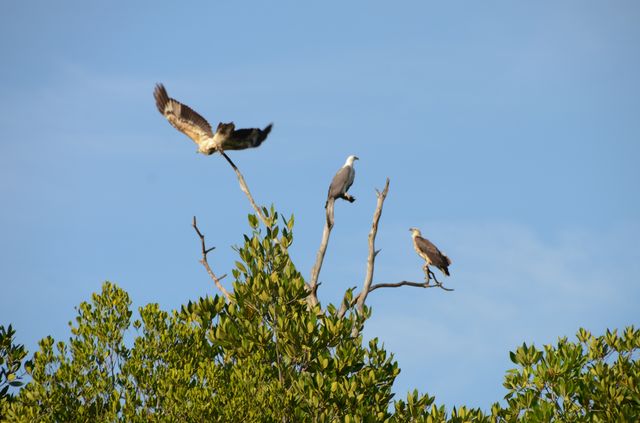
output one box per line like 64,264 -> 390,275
192,216 -> 231,302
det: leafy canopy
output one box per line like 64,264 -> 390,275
2,209 -> 639,422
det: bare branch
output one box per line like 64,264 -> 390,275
220,151 -> 268,226
369,280 -> 454,292
192,216 -> 232,302
308,200 -> 335,307
337,275 -> 452,319
355,178 -> 390,312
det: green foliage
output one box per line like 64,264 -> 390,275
391,390 -> 494,422
3,209 -> 639,421
391,329 -> 640,423
0,324 -> 28,417
5,282 -> 132,422
499,327 -> 640,422
390,327 -> 640,422
4,210 -> 400,422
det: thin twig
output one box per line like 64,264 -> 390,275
220,151 -> 268,226
192,216 -> 231,301
308,200 -> 335,307
355,178 -> 390,312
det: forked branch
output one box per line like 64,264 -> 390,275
192,216 -> 231,301
220,151 -> 268,226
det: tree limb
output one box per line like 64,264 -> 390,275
192,216 -> 232,302
308,200 -> 336,307
369,280 -> 454,292
220,151 -> 268,226
355,178 -> 390,312
337,276 -> 452,319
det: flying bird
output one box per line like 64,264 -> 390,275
409,227 -> 451,278
153,83 -> 272,155
326,155 -> 359,208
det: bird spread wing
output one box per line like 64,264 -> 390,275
328,166 -> 353,199
416,236 -> 451,268
221,124 -> 273,151
154,84 -> 213,145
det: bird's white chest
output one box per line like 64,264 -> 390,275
347,168 -> 355,185
200,134 -> 223,154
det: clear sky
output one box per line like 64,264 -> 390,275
1,0 -> 639,410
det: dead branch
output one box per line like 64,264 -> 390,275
308,200 -> 336,307
337,277 -> 452,319
220,151 -> 268,226
192,216 -> 232,301
355,178 -> 390,313
369,280 -> 454,292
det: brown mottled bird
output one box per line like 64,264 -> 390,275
153,83 -> 272,155
409,227 -> 452,277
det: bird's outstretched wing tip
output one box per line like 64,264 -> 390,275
153,83 -> 166,95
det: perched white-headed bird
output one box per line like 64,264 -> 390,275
409,227 -> 451,277
154,83 -> 272,155
326,155 -> 359,208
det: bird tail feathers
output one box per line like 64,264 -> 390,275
253,123 -> 272,146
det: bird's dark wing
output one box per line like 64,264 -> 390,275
154,84 -> 214,145
327,166 -> 352,199
416,236 -> 451,272
221,123 -> 273,151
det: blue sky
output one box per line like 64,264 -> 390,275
1,0 -> 639,410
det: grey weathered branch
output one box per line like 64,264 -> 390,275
192,216 -> 232,301
369,279 -> 454,292
308,200 -> 336,307
337,277 -> 452,319
220,151 -> 268,226
355,178 -> 390,313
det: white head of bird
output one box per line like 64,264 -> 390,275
409,227 -> 422,237
345,155 -> 359,166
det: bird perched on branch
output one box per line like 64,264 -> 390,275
326,155 -> 359,208
409,227 -> 451,278
153,83 -> 272,155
